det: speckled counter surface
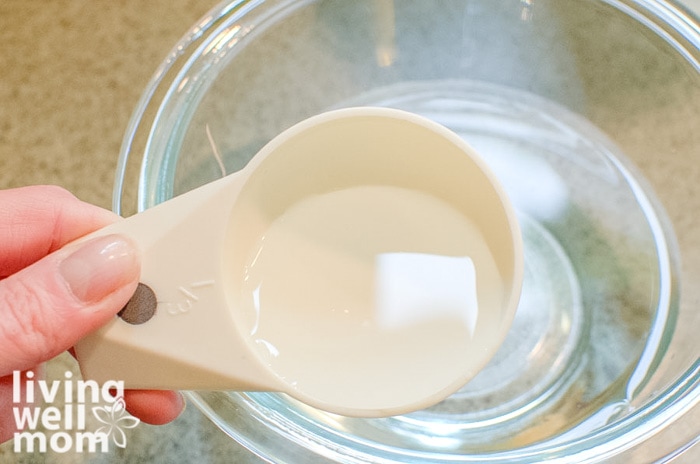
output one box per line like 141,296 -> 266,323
0,1 -> 208,208
1,1 -> 699,463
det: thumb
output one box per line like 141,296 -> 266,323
0,234 -> 140,376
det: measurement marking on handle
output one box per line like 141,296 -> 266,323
163,280 -> 216,316
178,286 -> 199,301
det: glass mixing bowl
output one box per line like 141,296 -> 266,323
114,0 -> 700,462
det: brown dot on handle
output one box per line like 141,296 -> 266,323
118,283 -> 157,325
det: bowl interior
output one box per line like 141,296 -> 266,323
117,0 -> 700,462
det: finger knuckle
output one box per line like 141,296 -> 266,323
0,278 -> 60,367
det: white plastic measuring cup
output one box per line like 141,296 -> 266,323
74,107 -> 523,418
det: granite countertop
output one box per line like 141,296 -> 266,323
1,1 -> 698,463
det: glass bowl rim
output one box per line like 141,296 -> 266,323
114,0 -> 700,461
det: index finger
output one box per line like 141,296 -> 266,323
0,185 -> 118,278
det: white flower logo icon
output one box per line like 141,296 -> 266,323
92,397 -> 140,448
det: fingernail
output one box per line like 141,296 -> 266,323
60,235 -> 140,304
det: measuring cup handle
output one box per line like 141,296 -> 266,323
74,174 -> 281,392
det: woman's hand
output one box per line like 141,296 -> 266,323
0,186 -> 184,443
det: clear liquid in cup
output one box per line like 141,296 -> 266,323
239,185 -> 508,415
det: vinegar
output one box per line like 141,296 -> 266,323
239,185 -> 507,414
